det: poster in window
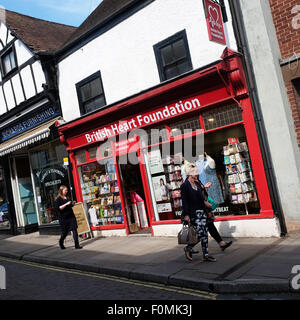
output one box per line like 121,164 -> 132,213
157,202 -> 172,213
148,149 -> 164,174
152,175 -> 169,202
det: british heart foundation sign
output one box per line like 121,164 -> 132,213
204,0 -> 226,45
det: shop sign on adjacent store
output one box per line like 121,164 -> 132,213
203,0 -> 226,45
1,107 -> 60,141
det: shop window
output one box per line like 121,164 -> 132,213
143,122 -> 260,221
78,159 -> 123,226
154,30 -> 193,82
170,116 -> 201,136
0,45 -> 17,77
202,104 -> 242,131
76,71 -> 106,115
76,150 -> 87,165
30,141 -> 71,225
88,146 -> 97,160
145,125 -> 169,146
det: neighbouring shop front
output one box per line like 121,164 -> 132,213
58,49 -> 280,238
0,106 -> 72,234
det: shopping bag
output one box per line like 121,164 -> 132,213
178,223 -> 189,244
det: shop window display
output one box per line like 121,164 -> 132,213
78,159 -> 123,226
30,140 -> 71,225
145,121 -> 260,221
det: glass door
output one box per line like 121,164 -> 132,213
14,157 -> 38,226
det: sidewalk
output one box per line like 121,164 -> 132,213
0,232 -> 300,294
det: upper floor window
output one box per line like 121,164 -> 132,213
153,30 -> 193,82
0,45 -> 17,77
76,71 -> 106,115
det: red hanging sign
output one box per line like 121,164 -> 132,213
204,0 -> 226,45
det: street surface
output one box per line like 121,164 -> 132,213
0,256 -> 299,301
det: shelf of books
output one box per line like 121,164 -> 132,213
223,140 -> 258,214
80,161 -> 124,226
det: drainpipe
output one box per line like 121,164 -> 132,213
229,0 -> 287,236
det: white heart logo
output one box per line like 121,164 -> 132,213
208,5 -> 221,29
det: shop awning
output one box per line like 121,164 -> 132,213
0,118 -> 60,157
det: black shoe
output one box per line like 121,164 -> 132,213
75,245 -> 83,249
59,241 -> 66,250
220,241 -> 232,251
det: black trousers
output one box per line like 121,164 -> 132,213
60,228 -> 79,246
207,220 -> 223,243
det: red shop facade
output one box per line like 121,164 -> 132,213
58,49 -> 278,238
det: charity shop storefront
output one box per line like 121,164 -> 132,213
58,49 -> 281,238
0,105 -> 72,234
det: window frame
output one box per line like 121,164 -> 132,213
0,44 -> 18,78
153,29 -> 193,82
76,71 -> 106,116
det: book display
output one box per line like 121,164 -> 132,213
80,161 -> 123,226
151,152 -> 184,219
223,139 -> 258,214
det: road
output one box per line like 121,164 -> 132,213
0,256 -> 299,301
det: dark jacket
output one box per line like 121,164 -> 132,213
180,179 -> 208,220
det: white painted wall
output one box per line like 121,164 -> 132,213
0,22 -> 46,114
152,218 -> 281,238
58,0 -> 237,122
239,0 -> 300,227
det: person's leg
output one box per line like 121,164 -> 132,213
207,221 -> 223,243
208,221 -> 232,250
72,228 -> 82,249
59,229 -> 68,249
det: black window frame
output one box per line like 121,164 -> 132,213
76,71 -> 106,116
153,30 -> 193,82
0,44 -> 18,78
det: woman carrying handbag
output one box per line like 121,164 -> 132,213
180,163 -> 216,262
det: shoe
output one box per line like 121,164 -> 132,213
184,247 -> 193,261
59,241 -> 66,250
203,256 -> 217,262
191,249 -> 199,254
220,241 -> 232,251
75,245 -> 83,249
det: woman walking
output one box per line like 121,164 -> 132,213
55,185 -> 82,249
180,163 -> 216,262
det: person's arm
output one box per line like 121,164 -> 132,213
55,198 -> 72,211
180,183 -> 191,222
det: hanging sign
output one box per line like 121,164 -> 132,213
203,0 -> 226,45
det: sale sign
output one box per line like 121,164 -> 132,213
204,0 -> 226,45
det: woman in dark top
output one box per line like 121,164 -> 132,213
55,185 -> 82,249
180,163 -> 216,262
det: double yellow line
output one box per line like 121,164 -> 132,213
0,256 -> 218,300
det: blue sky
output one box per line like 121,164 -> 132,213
0,0 -> 103,26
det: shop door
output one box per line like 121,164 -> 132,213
13,157 -> 38,226
117,153 -> 151,234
